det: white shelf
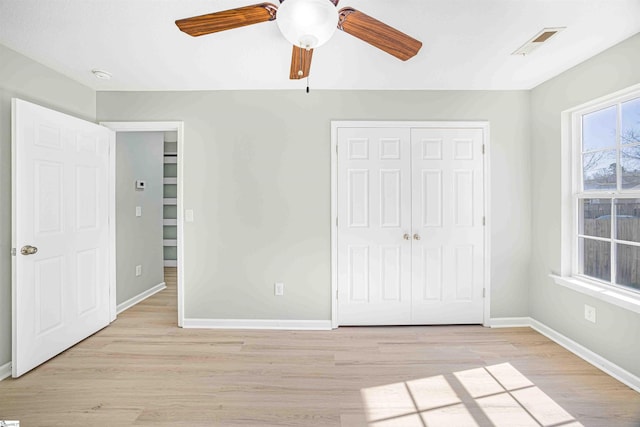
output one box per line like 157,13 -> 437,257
163,156 -> 177,164
163,198 -> 177,205
163,219 -> 177,226
164,260 -> 178,267
163,177 -> 177,184
164,151 -> 178,156
163,239 -> 177,247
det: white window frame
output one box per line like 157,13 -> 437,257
553,83 -> 640,314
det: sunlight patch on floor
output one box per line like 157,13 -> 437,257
361,362 -> 583,426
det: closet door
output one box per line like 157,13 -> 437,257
337,128 -> 412,325
410,128 -> 485,324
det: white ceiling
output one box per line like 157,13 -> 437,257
1,0 -> 639,91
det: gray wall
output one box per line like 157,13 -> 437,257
97,90 -> 532,321
0,44 -> 96,368
116,132 -> 165,305
530,33 -> 640,377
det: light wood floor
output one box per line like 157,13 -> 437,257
1,268 -> 639,426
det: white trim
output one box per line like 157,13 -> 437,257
0,361 -> 11,381
99,121 -> 182,132
330,120 -> 491,327
108,131 -> 117,322
116,282 -> 166,314
490,316 -> 640,393
551,274 -> 640,314
100,121 -> 185,327
529,318 -> 640,393
330,122 -> 339,329
182,319 -> 332,330
10,99 -> 18,376
489,317 -> 531,328
330,120 -> 493,129
482,123 -> 492,327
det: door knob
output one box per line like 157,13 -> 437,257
21,245 -> 38,255
413,234 -> 421,241
403,233 -> 411,240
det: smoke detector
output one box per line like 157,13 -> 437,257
91,69 -> 112,80
512,27 -> 565,56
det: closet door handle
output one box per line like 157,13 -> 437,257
403,233 -> 411,241
413,234 -> 421,241
21,245 -> 38,255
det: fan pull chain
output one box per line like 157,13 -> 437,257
298,44 -> 303,78
306,75 -> 310,94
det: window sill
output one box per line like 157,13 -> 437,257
550,274 -> 640,314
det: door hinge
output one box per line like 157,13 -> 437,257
482,144 -> 485,154
336,144 -> 338,155
11,248 -> 16,256
336,289 -> 339,301
482,216 -> 486,226
336,217 -> 338,227
483,288 -> 486,298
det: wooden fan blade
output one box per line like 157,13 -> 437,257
337,8 -> 422,61
176,3 -> 278,37
290,46 -> 314,79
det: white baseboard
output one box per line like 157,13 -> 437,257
491,316 -> 640,393
529,318 -> 640,393
116,282 -> 166,314
182,318 -> 332,330
0,361 -> 11,381
489,317 -> 531,328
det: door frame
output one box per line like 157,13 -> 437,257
330,121 -> 491,328
100,121 -> 185,327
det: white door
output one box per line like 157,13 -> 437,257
12,99 -> 113,377
337,128 -> 413,325
410,128 -> 485,324
336,125 -> 485,325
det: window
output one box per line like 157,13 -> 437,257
572,92 -> 640,294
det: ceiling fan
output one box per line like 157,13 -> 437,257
175,0 -> 422,81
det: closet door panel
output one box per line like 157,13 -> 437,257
410,128 -> 485,324
337,128 -> 412,325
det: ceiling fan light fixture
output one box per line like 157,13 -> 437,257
276,0 -> 338,49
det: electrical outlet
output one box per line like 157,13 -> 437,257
275,282 -> 284,296
584,304 -> 596,323
136,206 -> 142,217
136,265 -> 142,276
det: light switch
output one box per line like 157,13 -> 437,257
185,209 -> 194,222
136,206 -> 142,217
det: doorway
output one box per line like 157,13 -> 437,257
101,121 -> 185,327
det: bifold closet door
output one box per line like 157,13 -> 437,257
410,128 -> 485,324
337,127 -> 413,325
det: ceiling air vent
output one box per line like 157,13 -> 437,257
512,27 -> 565,56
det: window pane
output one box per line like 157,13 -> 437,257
580,199 -> 611,238
621,147 -> 640,190
583,150 -> 617,191
621,97 -> 640,145
579,238 -> 611,282
616,244 -> 640,292
616,199 -> 640,243
582,106 -> 617,152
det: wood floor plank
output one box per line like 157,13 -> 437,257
1,267 -> 639,426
